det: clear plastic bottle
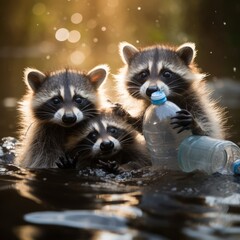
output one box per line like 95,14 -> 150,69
143,91 -> 190,170
178,135 -> 240,175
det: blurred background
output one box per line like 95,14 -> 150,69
0,0 -> 239,143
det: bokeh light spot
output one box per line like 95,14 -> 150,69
55,28 -> 69,41
87,19 -> 97,29
68,30 -> 81,43
93,38 -> 98,43
71,13 -> 83,24
70,51 -> 85,65
32,3 -> 46,16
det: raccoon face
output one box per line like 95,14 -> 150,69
24,65 -> 109,127
67,115 -> 134,160
119,42 -> 201,100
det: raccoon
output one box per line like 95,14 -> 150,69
15,65 -> 109,168
115,42 -> 226,139
58,108 -> 150,172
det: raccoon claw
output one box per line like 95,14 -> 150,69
56,155 -> 77,169
97,160 -> 120,174
171,109 -> 193,133
111,103 -> 131,118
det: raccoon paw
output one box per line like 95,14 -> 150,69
56,154 -> 77,169
170,109 -> 194,134
111,103 -> 131,118
97,160 -> 121,174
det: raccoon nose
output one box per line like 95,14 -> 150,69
62,113 -> 77,124
146,86 -> 159,97
100,140 -> 114,152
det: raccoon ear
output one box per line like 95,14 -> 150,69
87,64 -> 109,89
177,43 -> 196,65
119,41 -> 139,65
24,68 -> 46,92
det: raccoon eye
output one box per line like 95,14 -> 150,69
135,69 -> 149,82
107,126 -> 118,136
161,70 -> 173,78
52,97 -> 62,104
74,96 -> 83,104
88,131 -> 99,142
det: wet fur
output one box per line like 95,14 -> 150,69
115,42 -> 227,139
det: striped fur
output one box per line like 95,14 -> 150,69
114,42 -> 227,139
15,65 -> 109,168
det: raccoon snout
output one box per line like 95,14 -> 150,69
100,140 -> 114,152
146,86 -> 159,97
62,113 -> 77,124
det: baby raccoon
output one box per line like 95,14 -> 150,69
15,65 -> 109,168
115,42 -> 226,139
58,108 -> 150,172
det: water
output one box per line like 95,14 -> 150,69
0,1 -> 240,239
2,162 -> 240,239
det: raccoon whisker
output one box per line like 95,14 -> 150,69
169,92 -> 184,98
24,121 -> 37,137
127,79 -> 142,86
118,131 -> 136,145
131,90 -> 142,98
74,146 -> 92,153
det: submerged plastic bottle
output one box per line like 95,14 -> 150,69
143,90 -> 190,169
178,135 -> 240,175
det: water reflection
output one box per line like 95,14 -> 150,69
1,163 -> 240,239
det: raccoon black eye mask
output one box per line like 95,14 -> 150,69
114,41 -> 227,139
15,65 -> 109,169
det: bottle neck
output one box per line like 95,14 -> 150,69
151,97 -> 167,105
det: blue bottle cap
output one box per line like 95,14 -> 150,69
151,91 -> 167,105
232,159 -> 240,175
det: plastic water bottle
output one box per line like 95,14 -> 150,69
178,135 -> 240,175
143,91 -> 190,170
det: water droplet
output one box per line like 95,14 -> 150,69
71,13 -> 83,24
55,28 -> 69,41
137,6 -> 141,11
